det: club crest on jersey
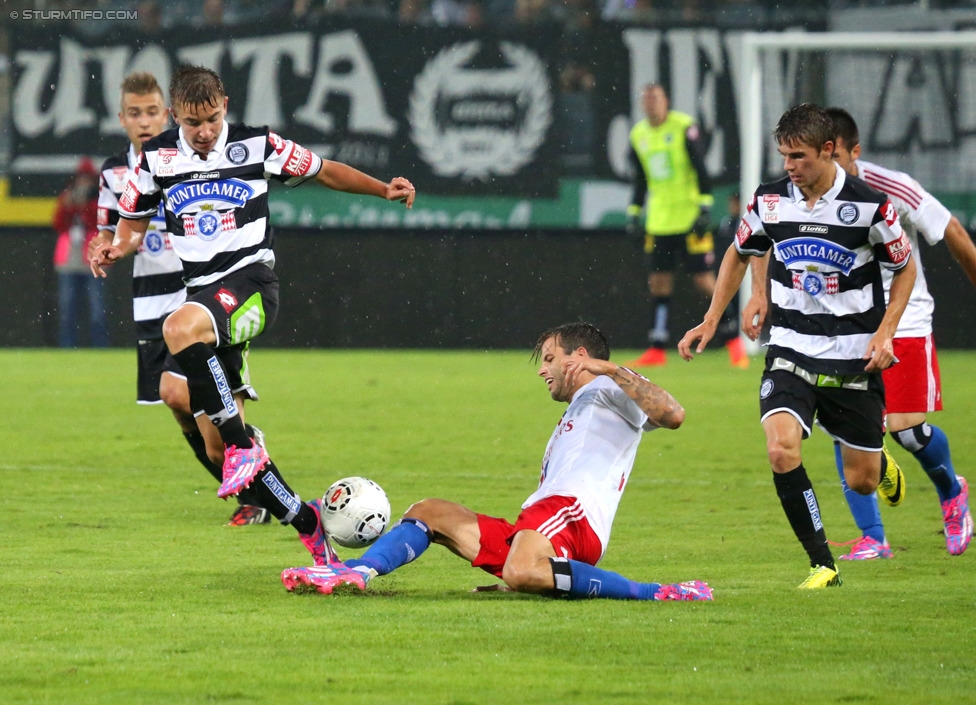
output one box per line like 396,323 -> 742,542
836,202 -> 860,225
225,142 -> 249,165
775,237 -> 856,275
167,178 -> 254,215
196,211 -> 221,240
142,230 -> 167,256
793,269 -> 838,299
760,378 -> 774,399
762,194 -> 780,223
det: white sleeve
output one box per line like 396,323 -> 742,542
860,161 -> 951,246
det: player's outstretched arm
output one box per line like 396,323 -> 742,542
678,246 -> 749,360
90,216 -> 150,278
944,215 -> 976,288
563,357 -> 685,430
315,160 -> 415,208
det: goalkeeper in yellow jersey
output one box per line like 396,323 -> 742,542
625,83 -> 747,368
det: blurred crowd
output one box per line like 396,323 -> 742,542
12,0 -> 970,33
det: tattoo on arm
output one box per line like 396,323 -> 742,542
610,367 -> 684,429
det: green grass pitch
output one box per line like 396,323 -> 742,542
1,347 -> 974,703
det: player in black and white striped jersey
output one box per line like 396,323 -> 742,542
678,103 -> 916,589
89,72 -> 270,526
91,65 -> 415,567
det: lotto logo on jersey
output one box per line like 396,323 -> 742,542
119,180 -> 138,213
268,131 -> 287,155
214,288 -> 238,313
284,144 -> 313,177
883,199 -> 898,227
886,233 -> 911,265
735,219 -> 752,246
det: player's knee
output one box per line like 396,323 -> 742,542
766,441 -> 799,473
847,474 -> 876,495
402,498 -> 441,530
501,555 -> 553,594
162,307 -> 208,351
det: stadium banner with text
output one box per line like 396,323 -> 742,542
9,18 -> 564,198
45,19 -> 976,234
8,19 -> 815,194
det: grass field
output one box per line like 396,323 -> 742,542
2,347 -> 975,704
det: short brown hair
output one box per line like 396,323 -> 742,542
532,322 -> 610,363
169,65 -> 224,111
773,103 -> 834,151
120,72 -> 163,108
826,107 -> 860,149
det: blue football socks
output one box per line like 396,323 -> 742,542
833,441 -> 885,543
344,518 -> 431,576
892,423 -> 959,502
550,557 -> 661,600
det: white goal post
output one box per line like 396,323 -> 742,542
735,31 -> 976,349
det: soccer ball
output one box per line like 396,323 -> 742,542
321,476 -> 391,549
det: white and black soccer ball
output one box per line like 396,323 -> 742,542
321,476 -> 391,549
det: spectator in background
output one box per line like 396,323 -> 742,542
398,0 -> 433,23
557,60 -> 597,174
294,0 -> 393,20
136,0 -> 164,33
602,0 -> 656,22
197,0 -> 229,28
514,0 -> 558,24
431,0 -> 484,27
53,158 -> 109,348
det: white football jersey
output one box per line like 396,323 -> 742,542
523,375 -> 655,558
855,159 -> 951,338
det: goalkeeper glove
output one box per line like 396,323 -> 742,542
692,206 -> 712,236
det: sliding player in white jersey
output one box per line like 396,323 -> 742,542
280,322 -> 712,601
826,107 -> 974,558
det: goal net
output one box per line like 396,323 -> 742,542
738,31 -> 976,220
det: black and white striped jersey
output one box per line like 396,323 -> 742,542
736,163 -> 912,376
118,121 -> 322,288
98,145 -> 185,341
